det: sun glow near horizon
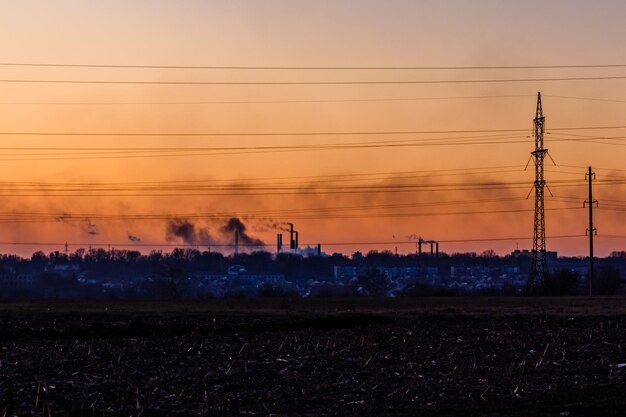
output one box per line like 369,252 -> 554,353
0,1 -> 625,257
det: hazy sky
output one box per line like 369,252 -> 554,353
1,1 -> 625,256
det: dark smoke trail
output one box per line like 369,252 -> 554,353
220,217 -> 265,246
85,219 -> 97,236
165,218 -> 214,245
128,234 -> 141,243
250,219 -> 293,233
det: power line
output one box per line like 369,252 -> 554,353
0,95 -> 534,106
547,133 -> 626,147
0,165 -> 527,186
0,133 -> 530,150
2,94 -> 625,107
0,234 -> 588,249
0,170 -> 529,189
0,176 -> 592,190
4,75 -> 626,85
544,94 -> 626,104
0,197 -> 530,220
0,128 -> 530,136
3,62 -> 626,70
0,207 -> 583,224
0,190 -> 580,198
559,164 -> 626,173
0,182 -> 599,197
438,235 -> 585,244
3,135 -> 626,152
1,135 -> 625,162
0,177 -> 588,191
548,131 -> 626,140
3,125 -> 626,137
0,136 -> 538,161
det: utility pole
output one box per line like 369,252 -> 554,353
277,233 -> 283,254
527,92 -> 550,295
584,166 -> 597,296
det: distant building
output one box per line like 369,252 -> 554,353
352,252 -> 363,261
510,250 -> 558,262
46,263 -> 81,277
334,265 -> 438,282
197,265 -> 286,285
450,266 -> 520,278
0,274 -> 34,289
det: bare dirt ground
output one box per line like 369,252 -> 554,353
1,297 -> 625,416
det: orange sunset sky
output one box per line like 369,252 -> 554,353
0,0 -> 625,256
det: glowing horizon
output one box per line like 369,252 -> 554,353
0,1 -> 625,257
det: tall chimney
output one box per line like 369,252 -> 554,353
317,243 -> 321,256
277,233 -> 282,254
430,241 -> 434,256
418,240 -> 423,256
294,231 -> 299,251
436,242 -> 439,256
289,223 -> 294,249
235,230 -> 239,255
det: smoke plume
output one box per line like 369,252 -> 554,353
85,219 -> 98,236
220,217 -> 265,247
166,218 -> 214,245
128,234 -> 141,243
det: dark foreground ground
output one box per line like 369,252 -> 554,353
0,297 -> 625,416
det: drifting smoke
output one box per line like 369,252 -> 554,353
166,218 -> 214,245
246,219 -> 292,233
268,221 -> 293,233
56,213 -> 71,222
221,217 -> 265,247
128,234 -> 141,243
85,219 -> 97,236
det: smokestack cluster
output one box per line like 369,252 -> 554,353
277,233 -> 283,253
411,236 -> 439,256
424,240 -> 439,256
286,223 -> 301,252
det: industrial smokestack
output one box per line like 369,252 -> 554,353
436,242 -> 439,256
235,230 -> 239,255
294,231 -> 299,251
418,240 -> 422,256
277,233 -> 282,254
289,223 -> 294,249
429,241 -> 434,256
317,243 -> 321,257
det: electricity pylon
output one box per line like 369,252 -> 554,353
527,92 -> 550,294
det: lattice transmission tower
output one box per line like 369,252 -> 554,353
527,92 -> 550,294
